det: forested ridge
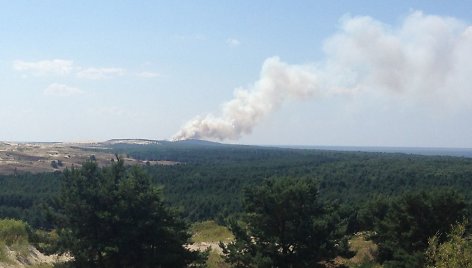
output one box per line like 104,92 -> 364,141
2,144 -> 472,225
1,142 -> 472,267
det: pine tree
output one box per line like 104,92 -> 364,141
374,190 -> 466,268
221,177 -> 341,267
57,158 -> 205,268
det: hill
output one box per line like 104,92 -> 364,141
0,140 -> 178,175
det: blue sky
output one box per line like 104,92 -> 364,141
1,1 -> 472,147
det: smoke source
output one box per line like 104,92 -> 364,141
173,11 -> 472,141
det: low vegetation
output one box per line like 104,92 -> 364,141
335,232 -> 379,267
426,221 -> 472,268
191,221 -> 234,244
0,219 -> 65,267
188,221 -> 232,268
0,219 -> 29,263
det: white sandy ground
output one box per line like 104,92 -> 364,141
187,242 -> 224,254
1,243 -> 221,267
0,245 -> 70,268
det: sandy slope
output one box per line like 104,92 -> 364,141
0,141 -> 177,175
0,245 -> 69,268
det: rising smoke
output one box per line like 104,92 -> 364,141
173,11 -> 472,141
173,57 -> 323,141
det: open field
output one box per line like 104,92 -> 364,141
0,140 -> 177,175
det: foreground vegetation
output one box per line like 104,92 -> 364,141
0,219 -> 29,264
0,142 -> 472,267
57,158 -> 206,267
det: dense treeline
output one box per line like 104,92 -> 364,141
0,172 -> 61,228
143,148 -> 472,222
1,144 -> 472,227
370,190 -> 467,267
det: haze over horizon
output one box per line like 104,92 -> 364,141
1,1 -> 472,148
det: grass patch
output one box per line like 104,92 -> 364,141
207,249 -> 230,268
191,221 -> 233,243
0,218 -> 30,264
349,234 -> 377,262
191,221 -> 233,268
0,241 -> 12,263
335,232 -> 381,268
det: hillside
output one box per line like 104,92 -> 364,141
0,140 -> 177,175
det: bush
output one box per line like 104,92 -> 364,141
426,220 -> 472,268
29,229 -> 59,255
0,218 -> 30,263
50,161 -> 58,169
0,218 -> 29,246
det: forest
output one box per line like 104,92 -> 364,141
1,141 -> 472,267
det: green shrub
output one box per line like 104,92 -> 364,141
0,218 -> 29,246
0,241 -> 9,263
29,229 -> 59,255
426,221 -> 472,268
0,219 -> 31,263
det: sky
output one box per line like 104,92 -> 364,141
1,1 -> 472,147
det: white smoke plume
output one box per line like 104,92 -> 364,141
173,11 -> 472,141
173,57 -> 323,140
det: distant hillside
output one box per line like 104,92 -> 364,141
171,139 -> 224,147
103,139 -> 160,145
0,140 -> 176,175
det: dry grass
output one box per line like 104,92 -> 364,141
190,221 -> 234,268
349,234 -> 378,263
335,232 -> 381,268
207,249 -> 231,268
191,221 -> 234,244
